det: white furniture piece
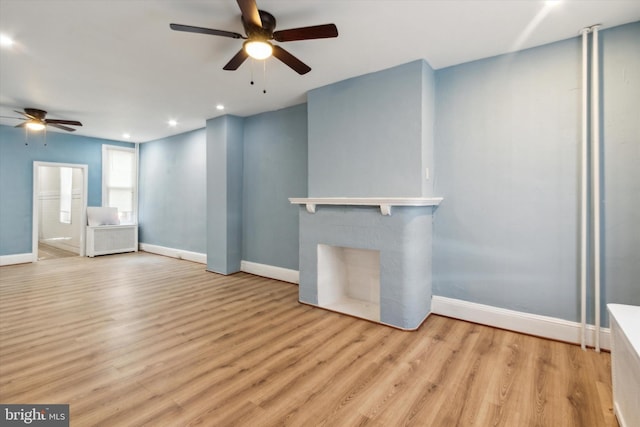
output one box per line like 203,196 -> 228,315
86,207 -> 138,257
608,303 -> 640,427
86,224 -> 138,257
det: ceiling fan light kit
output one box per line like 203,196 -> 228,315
170,0 -> 338,76
244,40 -> 273,60
26,121 -> 46,131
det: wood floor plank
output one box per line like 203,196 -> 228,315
480,331 -> 528,426
0,252 -> 618,426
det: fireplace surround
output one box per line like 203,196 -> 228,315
291,197 -> 442,330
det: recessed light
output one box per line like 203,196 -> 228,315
123,133 -> 131,139
168,119 -> 177,127
0,34 -> 14,48
216,104 -> 225,111
545,0 -> 561,6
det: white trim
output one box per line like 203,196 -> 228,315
0,253 -> 34,266
240,260 -> 299,284
137,245 -> 299,284
139,243 -> 206,264
431,296 -> 610,350
289,197 -> 443,216
289,197 -> 444,206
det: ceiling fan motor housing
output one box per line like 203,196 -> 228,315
24,108 -> 47,120
243,10 -> 276,40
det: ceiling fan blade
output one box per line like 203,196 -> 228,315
46,119 -> 82,126
170,23 -> 244,39
272,45 -> 311,75
223,49 -> 249,70
273,24 -> 338,42
48,123 -> 76,132
237,0 -> 262,28
15,122 -> 27,128
14,110 -> 36,120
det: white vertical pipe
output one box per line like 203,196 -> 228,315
580,27 -> 590,351
591,24 -> 601,352
135,142 -> 140,225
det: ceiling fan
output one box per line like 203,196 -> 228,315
170,0 -> 338,75
8,108 -> 82,132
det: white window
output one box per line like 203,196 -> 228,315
102,145 -> 137,224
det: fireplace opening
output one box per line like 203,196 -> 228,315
317,244 -> 380,322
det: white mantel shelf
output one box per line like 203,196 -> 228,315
289,197 -> 443,216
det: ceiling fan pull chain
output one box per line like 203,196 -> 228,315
263,60 -> 267,94
250,58 -> 255,85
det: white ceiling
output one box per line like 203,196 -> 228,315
1,0 -> 639,143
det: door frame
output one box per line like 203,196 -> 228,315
32,161 -> 89,261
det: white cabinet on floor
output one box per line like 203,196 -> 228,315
608,304 -> 640,427
86,224 -> 138,257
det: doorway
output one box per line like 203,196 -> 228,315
32,162 -> 88,261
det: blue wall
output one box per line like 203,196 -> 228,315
433,22 -> 640,325
206,115 -> 244,274
0,125 -> 132,255
138,128 -> 206,253
139,105 -> 307,272
601,22 -> 640,314
308,60 -> 434,197
421,61 -> 436,196
242,104 -> 308,270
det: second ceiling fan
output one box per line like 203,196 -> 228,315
170,0 -> 338,75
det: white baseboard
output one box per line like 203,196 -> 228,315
431,296 -> 610,350
139,243 -> 207,265
0,253 -> 34,266
137,244 -> 299,284
240,260 -> 299,284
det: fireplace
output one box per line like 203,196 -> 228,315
318,244 -> 381,322
290,197 -> 442,330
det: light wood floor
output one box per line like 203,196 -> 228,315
0,253 -> 617,426
38,242 -> 78,261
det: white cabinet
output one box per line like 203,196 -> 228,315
86,225 -> 138,257
608,304 -> 640,427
